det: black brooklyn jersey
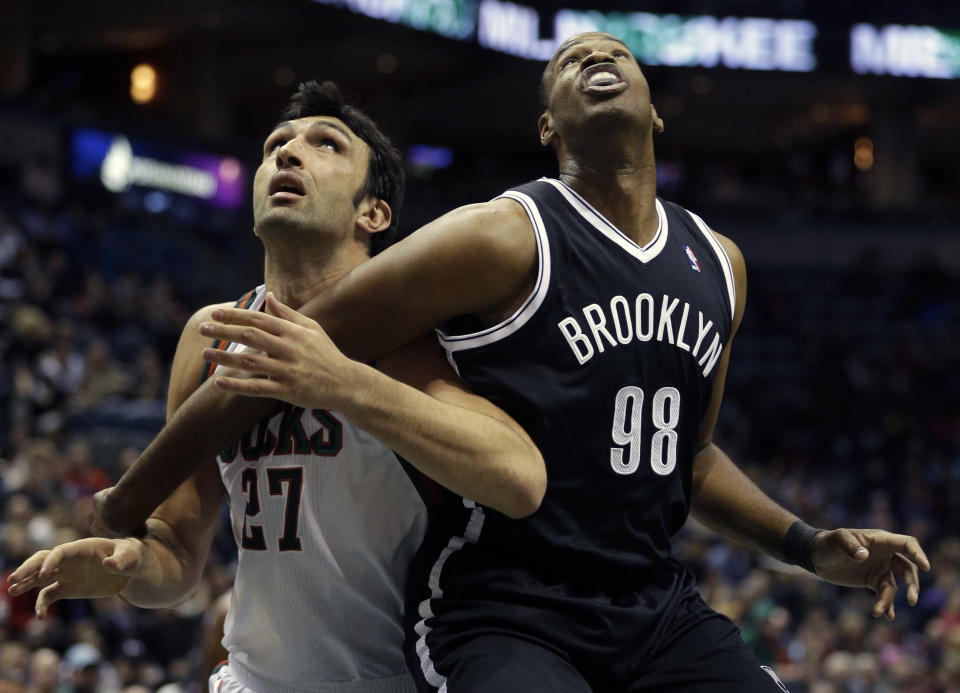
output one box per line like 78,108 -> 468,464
406,178 -> 736,684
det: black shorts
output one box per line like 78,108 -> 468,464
407,590 -> 789,693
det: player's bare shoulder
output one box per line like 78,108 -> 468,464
391,197 -> 538,322
167,301 -> 238,413
451,198 -> 539,322
432,197 -> 537,272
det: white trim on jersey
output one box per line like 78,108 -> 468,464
543,177 -> 669,264
436,191 -> 550,353
685,211 -> 736,321
414,500 -> 486,693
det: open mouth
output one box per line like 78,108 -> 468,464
269,172 -> 306,198
581,63 -> 628,95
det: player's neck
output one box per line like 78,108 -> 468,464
262,239 -> 366,309
557,146 -> 659,247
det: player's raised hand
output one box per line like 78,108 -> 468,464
6,537 -> 145,618
812,528 -> 930,620
200,292 -> 357,410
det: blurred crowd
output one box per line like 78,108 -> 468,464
1,183 -> 958,692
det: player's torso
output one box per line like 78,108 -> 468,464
210,286 -> 427,688
435,179 -> 735,590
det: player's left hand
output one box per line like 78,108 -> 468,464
7,537 -> 143,618
812,528 -> 931,620
199,292 -> 357,410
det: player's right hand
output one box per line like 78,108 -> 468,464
199,292 -> 358,410
6,537 -> 145,618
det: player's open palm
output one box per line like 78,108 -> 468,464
6,537 -> 144,618
812,528 -> 930,620
200,292 -> 354,410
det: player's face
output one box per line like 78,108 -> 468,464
252,116 -> 371,240
541,33 -> 659,146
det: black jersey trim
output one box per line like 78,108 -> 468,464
685,210 -> 736,321
436,191 -> 550,352
543,178 -> 669,264
412,500 -> 486,690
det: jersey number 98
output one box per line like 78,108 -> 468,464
610,385 -> 680,476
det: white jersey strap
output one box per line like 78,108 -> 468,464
685,211 -> 736,321
436,191 -> 550,353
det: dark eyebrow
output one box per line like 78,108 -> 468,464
268,121 -> 294,137
264,122 -> 293,149
264,119 -> 354,147
307,119 -> 354,143
554,39 -> 582,65
554,36 -> 631,66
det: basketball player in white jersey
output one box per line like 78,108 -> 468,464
7,81 -> 545,693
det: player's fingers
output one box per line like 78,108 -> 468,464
866,531 -> 930,570
7,575 -> 34,595
264,292 -> 316,329
213,376 -> 285,398
209,307 -> 288,336
892,553 -> 921,606
901,537 -> 930,572
38,548 -> 64,579
103,541 -> 141,575
7,571 -> 54,596
199,322 -> 289,357
871,572 -> 897,618
202,347 -> 285,379
35,581 -> 63,618
832,528 -> 869,562
8,550 -> 50,584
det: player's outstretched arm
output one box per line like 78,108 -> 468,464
94,304 -> 267,536
97,199 -> 537,533
8,469 -> 222,613
203,295 -> 546,517
688,233 -> 930,620
92,303 -> 227,610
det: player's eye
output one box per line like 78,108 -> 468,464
562,56 -> 579,67
266,138 -> 286,154
319,138 -> 339,152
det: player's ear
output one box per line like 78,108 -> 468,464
356,198 -> 391,235
538,111 -> 556,148
652,105 -> 664,134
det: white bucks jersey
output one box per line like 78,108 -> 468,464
208,286 -> 427,691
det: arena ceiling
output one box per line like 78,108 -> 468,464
2,0 -> 958,220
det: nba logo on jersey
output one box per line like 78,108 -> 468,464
684,245 -> 701,272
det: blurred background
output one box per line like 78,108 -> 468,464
0,1 -> 958,691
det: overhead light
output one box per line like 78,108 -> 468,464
130,63 -> 157,104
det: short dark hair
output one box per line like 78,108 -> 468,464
280,80 -> 404,256
538,63 -> 552,113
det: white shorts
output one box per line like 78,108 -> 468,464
209,663 -> 417,693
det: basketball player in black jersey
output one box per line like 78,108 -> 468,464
87,33 -> 928,692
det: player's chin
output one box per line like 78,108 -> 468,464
257,206 -> 308,231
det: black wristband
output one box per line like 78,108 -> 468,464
782,520 -> 824,574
